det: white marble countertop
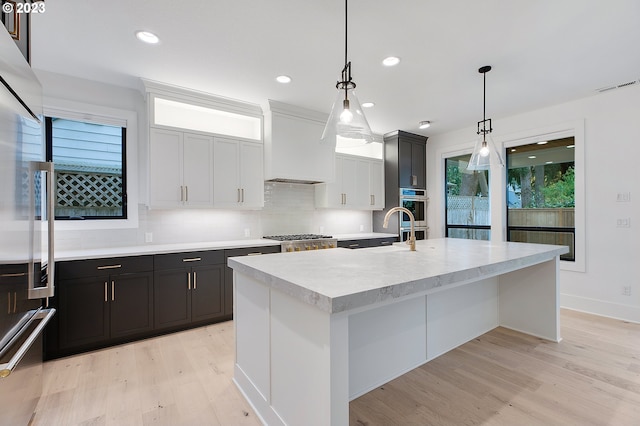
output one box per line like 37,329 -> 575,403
228,238 -> 569,314
54,233 -> 398,262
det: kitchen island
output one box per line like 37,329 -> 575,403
228,238 -> 569,426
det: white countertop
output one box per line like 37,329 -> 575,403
55,239 -> 281,261
228,238 -> 569,314
54,233 -> 398,261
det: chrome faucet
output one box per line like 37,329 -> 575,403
383,207 -> 416,251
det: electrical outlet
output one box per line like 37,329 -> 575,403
616,218 -> 631,228
616,192 -> 631,202
145,232 -> 153,243
244,228 -> 251,237
622,286 -> 632,296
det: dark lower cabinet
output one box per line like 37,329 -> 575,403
337,237 -> 398,249
59,271 -> 153,349
49,255 -> 154,357
46,246 -> 279,360
153,250 -> 225,331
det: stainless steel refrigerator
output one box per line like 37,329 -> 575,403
0,26 -> 55,425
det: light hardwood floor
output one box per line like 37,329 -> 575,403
33,309 -> 640,426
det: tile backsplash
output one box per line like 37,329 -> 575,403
55,182 -> 373,251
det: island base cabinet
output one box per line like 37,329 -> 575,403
234,272 -> 349,426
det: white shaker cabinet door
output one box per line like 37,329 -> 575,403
239,142 -> 264,209
341,156 -> 358,208
213,137 -> 241,208
149,128 -> 184,208
354,158 -> 372,208
370,159 -> 384,209
183,133 -> 214,206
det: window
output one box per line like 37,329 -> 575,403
45,117 -> 127,219
445,154 -> 490,240
506,137 -> 575,261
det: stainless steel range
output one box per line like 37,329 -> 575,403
263,234 -> 338,252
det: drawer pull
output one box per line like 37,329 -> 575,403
0,272 -> 27,278
247,252 -> 262,256
348,244 -> 359,248
381,241 -> 392,245
182,257 -> 202,263
97,264 -> 122,270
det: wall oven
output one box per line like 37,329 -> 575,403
399,188 -> 428,229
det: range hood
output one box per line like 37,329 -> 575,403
263,100 -> 335,184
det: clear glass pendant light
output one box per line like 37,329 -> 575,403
321,0 -> 373,149
467,65 -> 504,171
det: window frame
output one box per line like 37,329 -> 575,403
43,102 -> 139,231
497,120 -> 585,272
444,154 -> 491,241
45,116 -> 128,220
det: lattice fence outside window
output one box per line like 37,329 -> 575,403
55,163 -> 123,217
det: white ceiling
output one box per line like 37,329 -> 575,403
30,0 -> 640,137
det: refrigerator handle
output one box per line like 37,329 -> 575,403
28,161 -> 55,300
0,308 -> 56,378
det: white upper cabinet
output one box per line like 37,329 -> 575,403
315,154 -> 385,210
149,128 -> 214,208
144,82 -> 264,210
264,100 -> 335,183
213,138 -> 264,209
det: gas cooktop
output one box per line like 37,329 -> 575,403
263,234 -> 334,241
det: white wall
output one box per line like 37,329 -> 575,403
35,71 -> 373,251
426,84 -> 640,323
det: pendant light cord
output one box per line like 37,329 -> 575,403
482,70 -> 486,133
344,0 -> 348,67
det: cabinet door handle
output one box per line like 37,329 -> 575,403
13,292 -> 16,313
241,188 -> 244,203
180,186 -> 184,202
188,272 -> 191,290
111,281 -> 115,301
237,188 -> 241,203
104,282 -> 108,302
411,175 -> 417,186
193,271 -> 197,290
7,292 -> 10,314
185,186 -> 189,202
97,264 -> 122,270
182,257 -> 201,263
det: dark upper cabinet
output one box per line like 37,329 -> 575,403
373,131 -> 428,233
396,132 -> 427,189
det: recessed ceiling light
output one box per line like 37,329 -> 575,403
362,102 -> 375,108
382,56 -> 400,67
528,155 -> 537,159
537,141 -> 548,145
418,121 -> 431,129
276,75 -> 292,84
135,30 -> 160,44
